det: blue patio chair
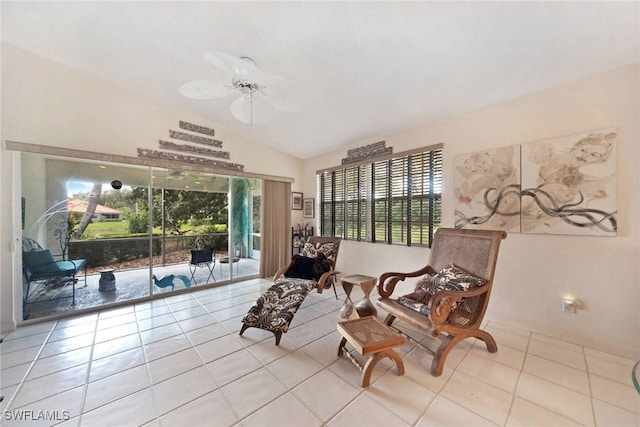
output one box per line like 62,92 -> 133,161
22,238 -> 87,314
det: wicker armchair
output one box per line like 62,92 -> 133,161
376,228 -> 507,376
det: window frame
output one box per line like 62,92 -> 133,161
317,144 -> 443,247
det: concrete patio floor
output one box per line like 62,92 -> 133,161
22,257 -> 260,321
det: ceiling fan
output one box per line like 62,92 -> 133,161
179,51 -> 302,124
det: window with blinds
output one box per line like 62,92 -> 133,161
318,145 -> 442,247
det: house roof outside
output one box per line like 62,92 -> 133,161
67,199 -> 121,217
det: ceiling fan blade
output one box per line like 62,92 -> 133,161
230,93 -> 276,124
261,75 -> 303,113
204,51 -> 267,82
179,79 -> 232,99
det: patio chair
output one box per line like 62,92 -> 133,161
376,228 -> 507,376
189,248 -> 215,285
239,236 -> 341,345
22,237 -> 87,314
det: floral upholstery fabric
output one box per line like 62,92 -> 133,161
241,278 -> 315,333
397,264 -> 486,313
302,241 -> 338,263
428,264 -> 486,292
396,297 -> 431,316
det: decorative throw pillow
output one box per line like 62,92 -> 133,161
311,252 -> 334,281
398,264 -> 486,313
429,264 -> 486,293
303,241 -> 337,260
284,253 -> 334,281
398,287 -> 432,305
284,255 -> 316,280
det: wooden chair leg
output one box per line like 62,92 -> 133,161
239,323 -> 250,336
474,329 -> 498,353
431,334 -> 464,377
384,314 -> 396,327
273,331 -> 282,346
240,323 -> 284,346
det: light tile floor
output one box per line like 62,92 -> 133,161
1,278 -> 638,426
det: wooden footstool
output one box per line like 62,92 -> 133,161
337,316 -> 405,387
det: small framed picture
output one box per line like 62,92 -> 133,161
291,192 -> 303,210
303,198 -> 315,218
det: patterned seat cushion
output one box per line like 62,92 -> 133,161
241,278 -> 315,333
397,264 -> 486,314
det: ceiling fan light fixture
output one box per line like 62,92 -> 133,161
232,78 -> 263,96
231,92 -> 276,124
180,51 -> 302,125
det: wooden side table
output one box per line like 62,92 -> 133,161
337,316 -> 405,387
340,274 -> 377,319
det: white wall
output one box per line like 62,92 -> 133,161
0,43 -> 304,331
303,64 -> 640,359
2,42 -> 638,358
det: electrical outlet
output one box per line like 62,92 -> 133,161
562,299 -> 575,313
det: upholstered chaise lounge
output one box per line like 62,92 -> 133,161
239,236 -> 341,344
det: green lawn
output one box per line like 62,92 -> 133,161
84,220 -> 129,238
84,220 -> 227,239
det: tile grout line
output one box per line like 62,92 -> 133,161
502,327 -> 533,426
1,322 -> 58,414
136,297 -> 162,425
76,315 -> 100,425
585,344 -> 598,426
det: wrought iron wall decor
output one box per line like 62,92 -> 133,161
138,121 -> 245,172
168,129 -> 223,148
159,140 -> 230,160
342,140 -> 393,165
179,120 -> 215,137
454,128 -> 617,236
137,149 -> 244,171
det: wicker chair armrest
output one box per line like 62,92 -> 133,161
273,265 -> 289,281
316,270 -> 340,294
428,285 -> 490,324
377,265 -> 436,298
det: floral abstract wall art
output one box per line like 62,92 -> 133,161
454,128 -> 617,236
521,129 -> 617,236
454,145 -> 521,232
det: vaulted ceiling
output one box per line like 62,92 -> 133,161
2,1 -> 638,159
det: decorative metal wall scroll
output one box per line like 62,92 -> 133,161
158,140 -> 230,160
137,149 -> 244,171
138,121 -> 245,172
342,140 -> 393,165
179,120 -> 215,137
454,128 -> 617,236
168,130 -> 223,148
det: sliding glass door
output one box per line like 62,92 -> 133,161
19,152 -> 260,321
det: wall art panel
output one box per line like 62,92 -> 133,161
454,128 -> 618,236
454,145 -> 521,232
521,128 -> 617,236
